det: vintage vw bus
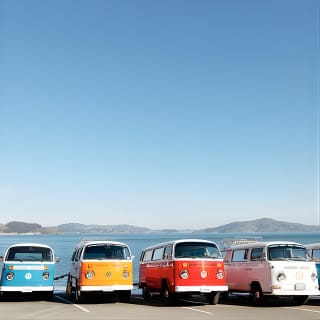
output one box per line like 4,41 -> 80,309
306,243 -> 320,289
223,241 -> 319,305
139,239 -> 228,305
66,240 -> 133,303
0,243 -> 58,299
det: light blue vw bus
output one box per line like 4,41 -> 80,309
0,243 -> 59,299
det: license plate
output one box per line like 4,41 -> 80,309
295,283 -> 306,291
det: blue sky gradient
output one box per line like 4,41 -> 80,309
0,0 -> 319,229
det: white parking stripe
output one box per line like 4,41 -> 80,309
182,306 -> 213,315
54,295 -> 90,313
285,307 -> 320,314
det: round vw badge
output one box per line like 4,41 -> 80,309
296,271 -> 303,280
25,272 -> 32,280
201,270 -> 207,279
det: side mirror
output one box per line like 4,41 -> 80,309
55,257 -> 60,263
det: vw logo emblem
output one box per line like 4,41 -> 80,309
25,272 -> 32,280
201,270 -> 208,279
296,271 -> 303,280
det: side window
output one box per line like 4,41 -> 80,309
251,248 -> 264,261
152,247 -> 164,261
142,250 -> 153,262
71,250 -> 77,262
75,248 -> 83,261
123,247 -> 130,260
312,249 -> 320,261
163,245 -> 172,259
231,249 -> 248,262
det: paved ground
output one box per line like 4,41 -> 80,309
0,293 -> 319,320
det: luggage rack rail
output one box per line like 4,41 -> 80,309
220,237 -> 262,250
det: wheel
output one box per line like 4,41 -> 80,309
251,284 -> 264,306
74,288 -> 85,303
207,292 -> 220,305
219,291 -> 229,302
66,274 -> 73,297
41,291 -> 53,301
142,286 -> 151,301
162,283 -> 176,305
292,295 -> 308,305
118,290 -> 131,303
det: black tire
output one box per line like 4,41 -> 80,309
118,290 -> 131,303
292,295 -> 309,305
74,288 -> 85,304
162,283 -> 176,305
219,291 -> 229,302
41,291 -> 53,301
207,292 -> 220,305
251,284 -> 264,306
142,286 -> 151,301
66,274 -> 73,298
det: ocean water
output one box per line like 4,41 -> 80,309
0,231 -> 319,288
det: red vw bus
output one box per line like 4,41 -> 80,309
139,239 -> 228,304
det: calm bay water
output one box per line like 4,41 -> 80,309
0,231 -> 319,287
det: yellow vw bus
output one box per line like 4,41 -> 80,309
66,240 -> 133,303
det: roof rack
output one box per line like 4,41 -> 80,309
220,237 -> 262,250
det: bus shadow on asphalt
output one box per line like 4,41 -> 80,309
129,293 -> 217,307
2,292 -> 319,309
0,292 -> 54,302
307,297 -> 320,306
219,294 -> 320,308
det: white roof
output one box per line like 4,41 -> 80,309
75,240 -> 130,248
6,243 -> 53,249
142,238 -> 218,251
225,240 -> 305,250
305,243 -> 320,249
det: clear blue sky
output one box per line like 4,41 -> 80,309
0,0 -> 319,229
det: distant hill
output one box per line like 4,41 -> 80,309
200,218 -> 319,233
57,223 -> 151,233
0,221 -> 58,234
0,221 -> 151,234
0,218 -> 318,234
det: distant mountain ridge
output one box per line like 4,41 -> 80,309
0,221 -> 151,234
0,221 -> 58,234
0,218 -> 318,234
200,218 -> 319,233
57,223 -> 150,233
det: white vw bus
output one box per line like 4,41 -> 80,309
223,241 -> 318,305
